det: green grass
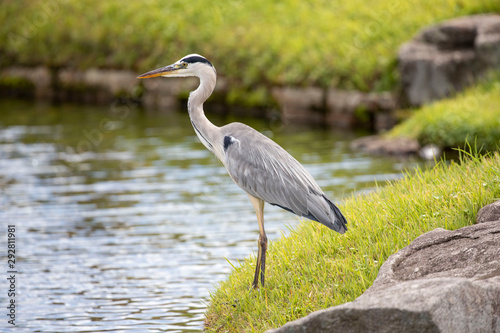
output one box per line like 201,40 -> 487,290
1,0 -> 499,104
388,74 -> 500,151
205,151 -> 500,332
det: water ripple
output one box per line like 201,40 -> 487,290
0,101 -> 423,332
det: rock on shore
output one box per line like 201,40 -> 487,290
399,14 -> 500,106
267,200 -> 500,333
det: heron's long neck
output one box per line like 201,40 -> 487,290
188,70 -> 220,155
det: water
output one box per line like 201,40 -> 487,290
0,100 -> 423,332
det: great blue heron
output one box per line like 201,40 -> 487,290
138,54 -> 347,288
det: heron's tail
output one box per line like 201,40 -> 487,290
305,193 -> 347,234
324,195 -> 348,234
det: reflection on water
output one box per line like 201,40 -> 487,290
0,100 -> 423,332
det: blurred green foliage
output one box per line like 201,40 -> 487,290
389,73 -> 500,151
1,0 -> 499,100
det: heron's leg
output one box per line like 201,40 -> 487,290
252,239 -> 262,288
248,194 -> 267,289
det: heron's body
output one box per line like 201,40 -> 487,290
138,54 -> 347,288
220,122 -> 346,232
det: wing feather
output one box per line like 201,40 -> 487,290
221,123 -> 347,233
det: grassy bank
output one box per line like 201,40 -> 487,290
205,151 -> 500,332
2,1 -> 499,104
388,73 -> 500,151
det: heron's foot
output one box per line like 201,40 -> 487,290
249,284 -> 259,291
250,278 -> 263,291
252,234 -> 267,289
251,265 -> 262,289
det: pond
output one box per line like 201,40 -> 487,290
0,100 -> 425,332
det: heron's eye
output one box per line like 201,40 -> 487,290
182,62 -> 188,68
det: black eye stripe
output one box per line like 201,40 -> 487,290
181,56 -> 213,67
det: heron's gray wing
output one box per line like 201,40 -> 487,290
221,123 -> 347,233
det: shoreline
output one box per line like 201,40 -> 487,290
0,65 -> 397,132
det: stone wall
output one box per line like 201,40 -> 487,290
2,14 -> 499,131
0,64 -> 396,130
271,87 -> 397,130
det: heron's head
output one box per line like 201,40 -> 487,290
137,54 -> 215,79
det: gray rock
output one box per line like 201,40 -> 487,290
419,15 -> 481,49
142,76 -> 198,110
271,87 -> 325,124
476,17 -> 500,67
1,66 -> 52,99
271,87 -> 397,130
268,278 -> 500,333
57,68 -> 138,96
325,90 -> 397,130
476,200 -> 500,224
350,135 -> 420,155
267,219 -> 500,333
365,220 -> 500,293
398,14 -> 500,106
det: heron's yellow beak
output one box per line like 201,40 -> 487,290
137,64 -> 182,79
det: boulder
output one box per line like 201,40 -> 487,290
1,66 -> 52,99
267,202 -> 500,333
58,68 -> 138,96
350,135 -> 420,155
142,76 -> 198,110
271,87 -> 325,124
476,200 -> 500,224
365,219 -> 500,293
267,278 -> 499,333
325,90 -> 397,130
271,87 -> 397,130
476,18 -> 500,67
398,14 -> 500,106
